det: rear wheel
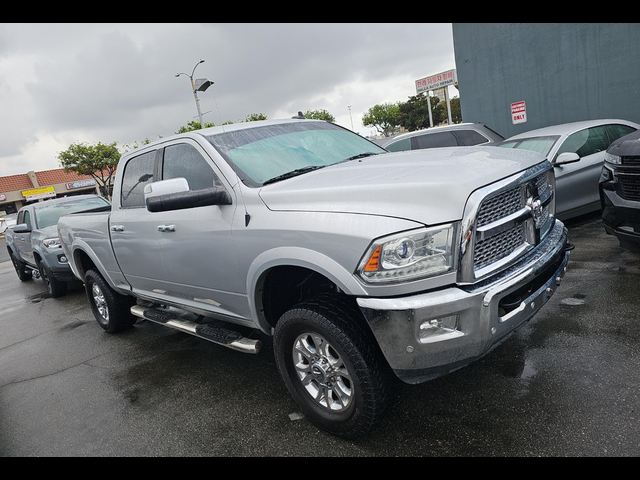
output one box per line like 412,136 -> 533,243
84,269 -> 136,333
38,259 -> 67,297
274,294 -> 395,438
10,251 -> 32,282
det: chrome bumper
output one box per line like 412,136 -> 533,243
357,220 -> 570,384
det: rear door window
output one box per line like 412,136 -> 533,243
385,138 -> 411,152
452,129 -> 489,146
162,143 -> 223,191
605,124 -> 637,143
412,131 -> 457,149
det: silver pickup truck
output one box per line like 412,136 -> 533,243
6,194 -> 110,297
57,118 -> 572,438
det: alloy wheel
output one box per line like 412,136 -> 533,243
292,332 -> 353,411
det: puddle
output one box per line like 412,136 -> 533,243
561,293 -> 586,306
26,291 -> 50,303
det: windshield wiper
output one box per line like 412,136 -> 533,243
341,152 -> 380,162
262,166 -> 326,185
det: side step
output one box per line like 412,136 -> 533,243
130,305 -> 261,354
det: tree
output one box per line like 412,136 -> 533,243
57,142 -> 120,200
362,102 -> 400,137
245,113 -> 268,122
175,120 -> 216,134
303,109 -> 335,122
450,96 -> 462,124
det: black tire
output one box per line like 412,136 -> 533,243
38,259 -> 67,298
84,269 -> 136,333
274,294 -> 395,439
10,250 -> 32,282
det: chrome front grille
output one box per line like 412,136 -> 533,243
458,162 -> 556,284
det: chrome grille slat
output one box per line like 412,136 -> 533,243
474,223 -> 526,270
476,186 -> 524,227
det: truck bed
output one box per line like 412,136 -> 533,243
58,210 -> 131,293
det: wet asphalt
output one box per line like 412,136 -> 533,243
1,212 -> 639,456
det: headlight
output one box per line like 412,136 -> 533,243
357,223 -> 459,284
43,237 -> 62,249
604,152 -> 622,165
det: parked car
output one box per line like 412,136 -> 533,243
58,118 -> 571,438
5,195 -> 111,296
600,129 -> 640,251
498,119 -> 640,220
0,213 -> 18,234
373,123 -> 504,152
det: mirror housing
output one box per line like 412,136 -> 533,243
145,180 -> 232,213
554,152 -> 580,166
13,223 -> 31,234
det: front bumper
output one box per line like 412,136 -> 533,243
357,220 -> 570,384
600,180 -> 640,250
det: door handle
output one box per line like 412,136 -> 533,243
157,225 -> 176,232
110,225 -> 124,232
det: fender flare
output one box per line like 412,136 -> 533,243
70,239 -> 122,293
245,246 -> 367,332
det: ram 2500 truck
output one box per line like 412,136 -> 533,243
6,194 -> 110,297
57,118 -> 572,438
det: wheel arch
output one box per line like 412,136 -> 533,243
246,247 -> 368,333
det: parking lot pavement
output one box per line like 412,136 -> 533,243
1,213 -> 639,456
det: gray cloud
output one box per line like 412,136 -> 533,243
0,23 -> 455,176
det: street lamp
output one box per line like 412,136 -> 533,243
176,59 -> 214,129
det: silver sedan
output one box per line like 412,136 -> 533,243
498,119 -> 640,220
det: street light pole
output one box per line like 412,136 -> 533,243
176,60 -> 213,129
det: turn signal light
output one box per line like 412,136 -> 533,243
363,245 -> 381,271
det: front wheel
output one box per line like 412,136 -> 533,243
274,295 -> 395,439
10,251 -> 32,282
38,260 -> 67,297
84,269 -> 136,333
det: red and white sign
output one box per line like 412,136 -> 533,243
511,101 -> 527,124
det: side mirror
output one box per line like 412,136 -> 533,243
554,152 -> 580,166
146,183 -> 232,212
144,177 -> 190,201
13,223 -> 31,233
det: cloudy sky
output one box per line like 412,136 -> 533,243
0,23 -> 456,177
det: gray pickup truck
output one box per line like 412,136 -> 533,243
57,118 -> 572,438
6,194 -> 110,297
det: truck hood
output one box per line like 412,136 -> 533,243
258,146 -> 546,225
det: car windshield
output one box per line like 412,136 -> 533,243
497,135 -> 560,157
35,196 -> 110,228
205,122 -> 385,186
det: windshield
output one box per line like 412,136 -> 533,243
497,135 -> 560,156
205,122 -> 385,186
35,196 -> 110,229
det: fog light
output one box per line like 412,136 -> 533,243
418,314 -> 463,343
58,254 -> 68,263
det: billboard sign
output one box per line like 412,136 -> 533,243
22,186 -> 56,201
415,69 -> 457,94
66,178 -> 96,190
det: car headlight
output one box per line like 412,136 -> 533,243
43,237 -> 62,249
357,223 -> 459,284
604,152 -> 622,165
